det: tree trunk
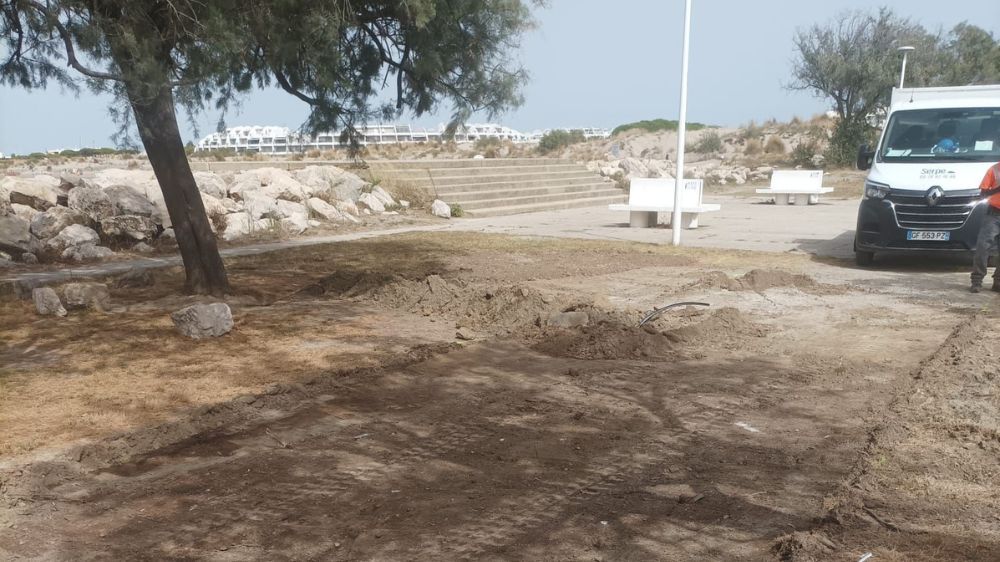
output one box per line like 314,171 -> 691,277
127,86 -> 231,296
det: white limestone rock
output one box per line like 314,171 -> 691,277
1,215 -> 33,253
68,186 -> 116,221
33,287 -> 67,317
358,192 -> 385,213
228,168 -> 309,202
371,186 -> 396,207
171,303 -> 234,339
99,215 -> 158,241
46,224 -> 100,252
104,184 -> 156,217
431,199 -> 451,219
62,243 -> 114,263
0,175 -> 60,210
294,166 -> 367,201
306,198 -> 347,222
281,214 -> 310,234
193,171 -> 228,199
10,203 -> 40,222
274,200 -> 309,220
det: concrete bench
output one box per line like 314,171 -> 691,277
609,178 -> 721,228
755,170 -> 834,205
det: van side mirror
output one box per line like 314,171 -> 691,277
856,144 -> 875,171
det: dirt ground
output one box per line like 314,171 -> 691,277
1,232 -> 998,561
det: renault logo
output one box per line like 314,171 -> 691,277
926,186 -> 945,207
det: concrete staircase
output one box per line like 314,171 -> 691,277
366,159 -> 624,217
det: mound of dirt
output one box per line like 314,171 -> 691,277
689,269 -> 843,294
665,307 -> 768,343
533,322 -> 677,360
315,272 -> 564,332
770,531 -> 837,561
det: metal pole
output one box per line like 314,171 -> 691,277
899,52 -> 908,88
672,0 -> 692,245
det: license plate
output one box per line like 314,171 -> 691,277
907,230 -> 950,241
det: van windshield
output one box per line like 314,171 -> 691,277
878,107 -> 1000,163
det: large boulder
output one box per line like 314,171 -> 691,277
357,192 -> 385,213
0,175 -> 61,210
370,186 -> 396,207
104,184 -> 156,217
229,168 -> 309,202
294,166 -> 367,201
222,213 -> 271,241
306,197 -> 347,222
68,186 -> 116,221
33,287 -> 67,317
274,199 -> 308,220
30,206 -> 88,240
242,194 -> 279,220
99,215 -> 158,241
193,171 -> 228,199
62,243 -> 114,263
46,224 -> 100,252
0,215 -> 31,254
431,199 -> 451,219
10,203 -> 40,222
171,303 -> 234,339
88,168 -> 157,192
281,214 -> 310,235
61,282 -> 110,310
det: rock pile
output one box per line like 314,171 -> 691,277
0,165 -> 410,266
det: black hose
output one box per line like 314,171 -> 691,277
638,302 -> 710,326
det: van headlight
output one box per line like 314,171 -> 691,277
864,180 -> 890,200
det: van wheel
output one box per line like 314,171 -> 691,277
855,250 -> 875,266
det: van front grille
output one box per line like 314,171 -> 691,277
887,190 -> 981,230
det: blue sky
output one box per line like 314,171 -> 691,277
1,0 -> 998,154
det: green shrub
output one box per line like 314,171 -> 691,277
450,203 -> 465,218
824,118 -> 874,167
537,129 -> 586,154
612,119 -> 710,136
689,131 -> 723,153
791,140 -> 820,167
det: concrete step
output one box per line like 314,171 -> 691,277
456,188 -> 625,211
367,158 -> 570,170
462,194 -> 627,217
443,182 -> 619,202
373,164 -> 584,180
394,173 -> 607,191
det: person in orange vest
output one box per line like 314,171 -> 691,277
971,161 -> 1000,292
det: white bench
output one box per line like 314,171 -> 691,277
755,170 -> 834,205
609,178 -> 721,229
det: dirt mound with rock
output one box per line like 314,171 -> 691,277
690,269 -> 843,294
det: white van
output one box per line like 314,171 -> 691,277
855,85 -> 1000,265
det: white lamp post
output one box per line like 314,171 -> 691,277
897,46 -> 915,88
671,0 -> 693,246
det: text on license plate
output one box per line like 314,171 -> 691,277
907,230 -> 950,241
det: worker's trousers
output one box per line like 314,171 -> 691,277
971,211 -> 1000,285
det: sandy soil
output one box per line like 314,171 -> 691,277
1,232 -> 997,560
